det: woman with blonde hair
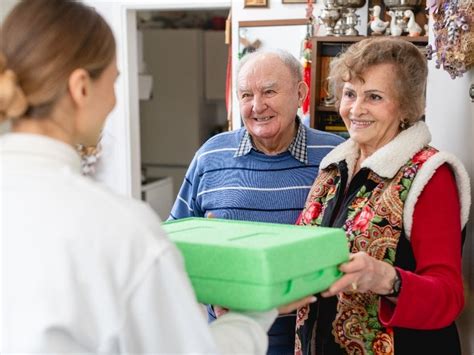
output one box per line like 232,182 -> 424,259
295,37 -> 470,354
0,1 -> 312,353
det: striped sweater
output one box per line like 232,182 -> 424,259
169,126 -> 343,224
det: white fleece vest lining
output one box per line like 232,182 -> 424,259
318,121 -> 471,239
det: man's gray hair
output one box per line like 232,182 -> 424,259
236,48 -> 303,83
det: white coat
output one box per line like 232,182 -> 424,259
1,133 -> 276,354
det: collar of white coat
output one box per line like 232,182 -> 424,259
0,132 -> 82,173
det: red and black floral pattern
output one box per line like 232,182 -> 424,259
295,146 -> 438,354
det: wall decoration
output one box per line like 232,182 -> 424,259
427,0 -> 473,79
300,0 -> 316,123
244,0 -> 268,7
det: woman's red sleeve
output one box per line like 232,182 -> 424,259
379,164 -> 464,328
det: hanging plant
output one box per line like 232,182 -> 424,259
426,0 -> 473,79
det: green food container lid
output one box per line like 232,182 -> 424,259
162,217 -> 348,311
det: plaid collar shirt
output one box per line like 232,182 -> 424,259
234,117 -> 308,164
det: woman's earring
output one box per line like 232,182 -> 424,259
400,119 -> 407,129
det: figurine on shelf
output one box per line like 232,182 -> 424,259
404,9 -> 422,37
333,18 -> 344,36
319,0 -> 341,36
369,5 -> 389,35
387,10 -> 403,36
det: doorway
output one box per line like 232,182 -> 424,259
135,8 -> 230,219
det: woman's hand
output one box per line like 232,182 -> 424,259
321,251 -> 397,297
278,295 -> 317,314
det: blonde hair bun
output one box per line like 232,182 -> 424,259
0,54 -> 28,122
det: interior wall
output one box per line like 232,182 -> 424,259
0,0 -> 17,23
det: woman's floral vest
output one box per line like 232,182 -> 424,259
295,146 -> 438,355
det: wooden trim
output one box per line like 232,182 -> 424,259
400,36 -> 429,43
311,36 -> 365,42
311,35 -> 428,43
238,19 -> 308,27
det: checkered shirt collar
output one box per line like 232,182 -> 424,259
234,117 -> 308,164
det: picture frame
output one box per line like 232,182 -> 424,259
282,0 -> 315,3
244,0 -> 268,8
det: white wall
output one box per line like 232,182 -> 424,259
0,0 -> 17,22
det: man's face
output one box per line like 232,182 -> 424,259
237,54 -> 307,153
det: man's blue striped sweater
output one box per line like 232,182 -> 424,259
169,127 -> 343,224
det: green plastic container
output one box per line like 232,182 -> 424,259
162,217 -> 349,311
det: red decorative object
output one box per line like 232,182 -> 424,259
301,0 -> 314,117
225,10 -> 233,130
301,38 -> 312,115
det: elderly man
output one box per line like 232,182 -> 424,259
169,49 -> 344,354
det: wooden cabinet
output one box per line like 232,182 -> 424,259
309,36 -> 361,136
309,35 -> 428,136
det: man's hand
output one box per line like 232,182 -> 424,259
213,305 -> 229,317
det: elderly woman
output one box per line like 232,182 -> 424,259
295,38 -> 470,354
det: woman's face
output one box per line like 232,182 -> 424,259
79,58 -> 119,147
339,63 -> 402,155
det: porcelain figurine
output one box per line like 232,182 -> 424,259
369,5 -> 389,35
404,9 -> 422,36
388,10 -> 403,36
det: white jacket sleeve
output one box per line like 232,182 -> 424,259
210,310 -> 277,355
119,245 -> 277,354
